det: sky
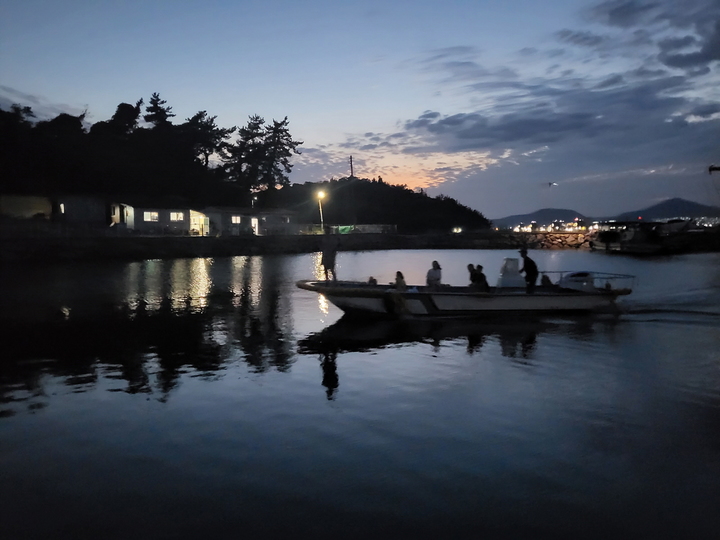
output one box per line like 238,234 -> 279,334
2,0 -> 720,219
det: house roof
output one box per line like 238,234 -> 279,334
203,206 -> 296,215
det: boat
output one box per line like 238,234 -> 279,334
296,258 -> 634,318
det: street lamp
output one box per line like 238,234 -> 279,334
317,191 -> 325,232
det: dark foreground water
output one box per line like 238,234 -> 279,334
1,249 -> 720,539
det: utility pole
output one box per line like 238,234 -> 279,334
348,156 -> 357,224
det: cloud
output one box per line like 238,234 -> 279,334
556,29 -> 609,48
422,46 -> 478,63
291,0 -> 720,217
659,20 -> 720,68
689,102 -> 720,117
659,35 -> 698,52
587,0 -> 660,28
584,1 -> 720,71
595,74 -> 625,88
0,85 -> 87,121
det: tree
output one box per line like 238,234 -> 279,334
224,115 -> 303,193
224,115 -> 267,192
0,104 -> 36,192
32,112 -> 90,193
258,116 -> 303,190
109,99 -> 144,136
90,99 -> 143,139
183,111 -> 236,168
143,92 -> 175,127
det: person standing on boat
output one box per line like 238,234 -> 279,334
426,260 -> 442,290
321,236 -> 338,281
519,248 -> 538,294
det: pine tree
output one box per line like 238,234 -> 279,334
258,117 -> 303,190
184,111 -> 236,168
143,92 -> 175,127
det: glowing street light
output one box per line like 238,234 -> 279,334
317,191 -> 325,232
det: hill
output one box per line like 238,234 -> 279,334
491,208 -> 587,229
262,177 -> 491,234
491,198 -> 720,228
614,198 -> 720,221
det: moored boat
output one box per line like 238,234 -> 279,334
296,258 -> 634,318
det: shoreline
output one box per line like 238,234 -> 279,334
2,229 -> 718,263
0,231 -> 581,264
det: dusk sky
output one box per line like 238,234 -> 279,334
3,0 -> 720,218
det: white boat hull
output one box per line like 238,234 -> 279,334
296,281 -> 630,318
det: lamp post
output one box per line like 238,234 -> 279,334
317,191 -> 325,233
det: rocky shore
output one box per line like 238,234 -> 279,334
0,231 -> 594,263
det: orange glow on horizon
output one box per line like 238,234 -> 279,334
345,150 -> 497,191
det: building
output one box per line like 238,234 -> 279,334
203,207 -> 296,236
133,207 -> 210,236
109,203 -> 135,231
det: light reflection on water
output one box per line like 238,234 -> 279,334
1,250 -> 720,538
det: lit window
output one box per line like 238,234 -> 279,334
231,216 -> 242,224
144,211 -> 158,222
170,212 -> 184,221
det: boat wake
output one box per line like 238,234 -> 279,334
617,288 -> 720,324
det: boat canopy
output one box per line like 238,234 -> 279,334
496,258 -> 526,288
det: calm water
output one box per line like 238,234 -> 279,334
1,249 -> 720,539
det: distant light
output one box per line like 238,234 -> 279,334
638,216 -> 642,220
60,203 -> 65,214
317,191 -> 325,200
452,227 -> 463,233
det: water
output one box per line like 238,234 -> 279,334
1,249 -> 720,539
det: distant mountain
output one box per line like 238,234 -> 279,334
614,198 -> 720,221
491,198 -> 720,228
491,208 -> 587,229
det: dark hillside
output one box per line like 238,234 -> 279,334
491,208 -> 587,229
262,177 -> 491,233
614,197 -> 720,221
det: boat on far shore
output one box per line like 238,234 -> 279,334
297,258 -> 635,319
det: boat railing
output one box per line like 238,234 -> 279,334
541,271 -> 636,292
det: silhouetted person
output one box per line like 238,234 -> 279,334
468,263 -> 489,291
395,271 -> 407,291
321,236 -> 338,281
467,263 -> 478,286
426,260 -> 442,290
519,248 -> 538,294
475,265 -> 490,292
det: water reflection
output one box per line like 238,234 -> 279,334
297,315 -> 597,357
1,255 -> 297,415
297,315 -> 605,397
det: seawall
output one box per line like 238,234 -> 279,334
0,231 -> 593,263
